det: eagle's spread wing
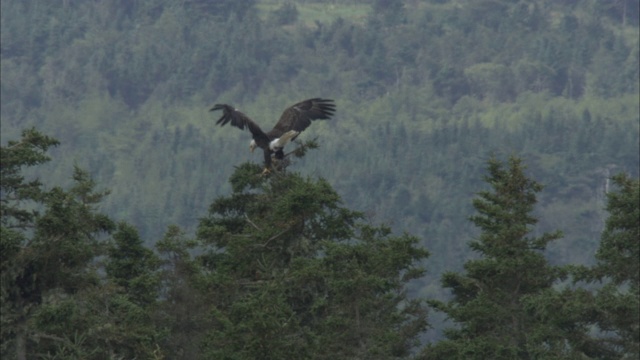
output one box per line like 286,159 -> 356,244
268,98 -> 335,138
210,104 -> 270,147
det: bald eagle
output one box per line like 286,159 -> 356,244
210,98 -> 335,173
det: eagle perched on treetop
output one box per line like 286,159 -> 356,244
210,98 -> 335,174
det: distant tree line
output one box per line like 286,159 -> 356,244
1,0 -> 638,113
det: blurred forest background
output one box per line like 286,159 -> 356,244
1,0 -> 639,337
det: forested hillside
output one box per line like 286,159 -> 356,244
1,0 -> 639,354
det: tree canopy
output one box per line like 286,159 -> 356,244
194,163 -> 429,358
2,126 -> 638,358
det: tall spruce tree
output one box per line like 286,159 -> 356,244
1,129 -> 164,359
422,156 -> 588,359
1,128 -> 61,359
583,174 -> 639,358
560,173 -> 640,359
195,162 -> 429,359
1,129 -> 115,358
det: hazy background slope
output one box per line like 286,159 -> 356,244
1,0 -> 638,298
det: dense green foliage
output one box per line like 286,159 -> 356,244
194,162 -> 429,358
422,158 -> 639,359
423,157 -> 584,359
1,129 -> 430,358
591,174 -> 640,358
569,174 -> 640,359
2,130 -> 638,357
1,0 -> 639,355
1,129 -> 166,359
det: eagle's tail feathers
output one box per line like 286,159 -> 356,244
270,130 -> 299,150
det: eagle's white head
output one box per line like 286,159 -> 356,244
249,140 -> 257,152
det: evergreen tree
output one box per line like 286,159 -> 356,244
195,162 -> 429,359
578,174 -> 639,358
558,173 -> 640,359
1,128 -> 61,359
1,129 -> 163,359
106,222 -> 161,307
1,129 -> 115,358
155,224 -> 209,359
422,156 -> 586,359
